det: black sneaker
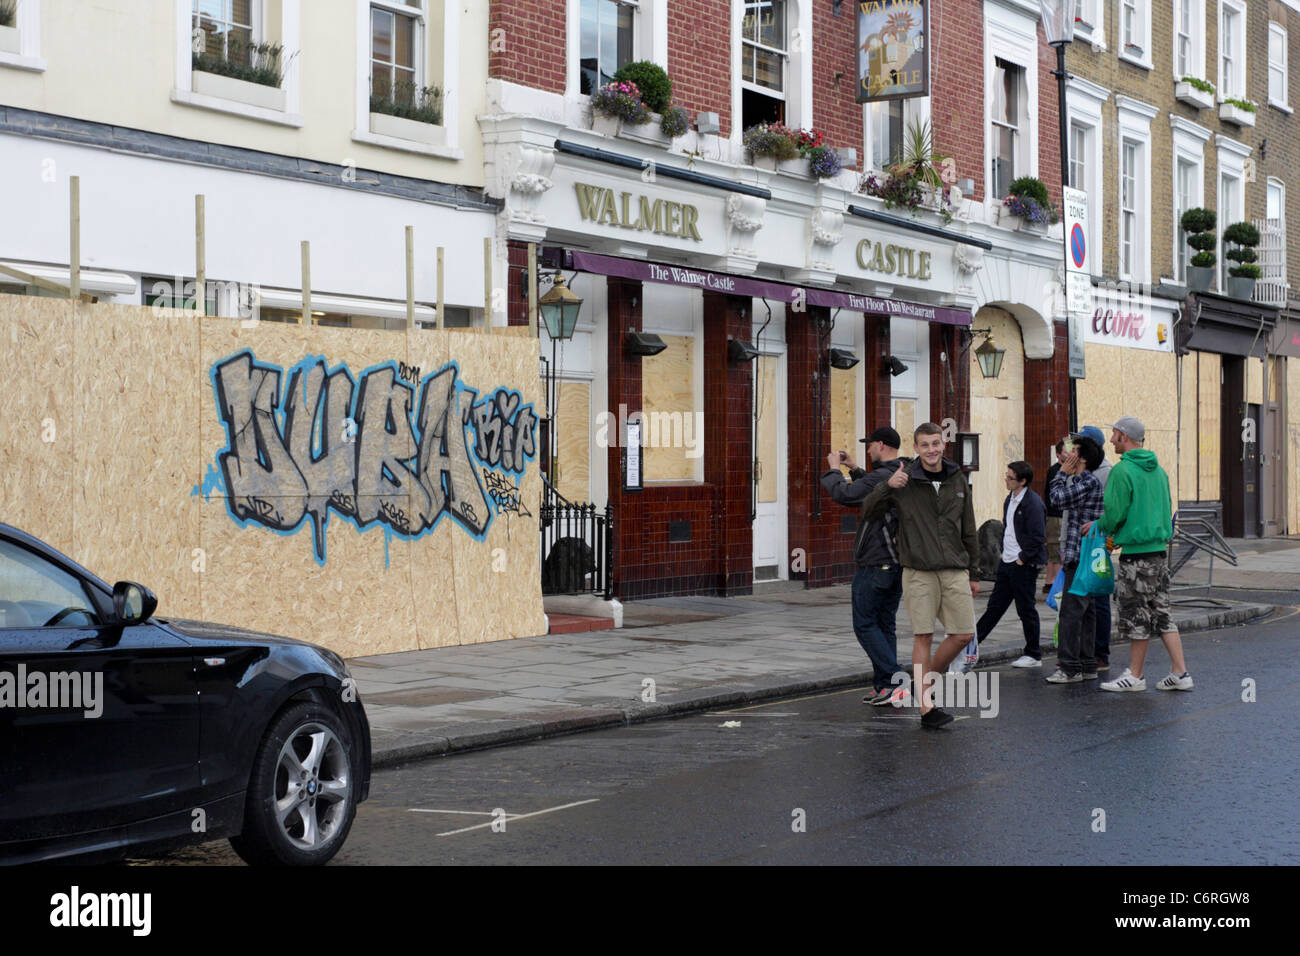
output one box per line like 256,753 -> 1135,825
862,688 -> 890,705
921,708 -> 954,729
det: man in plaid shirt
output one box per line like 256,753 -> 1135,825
1046,435 -> 1106,683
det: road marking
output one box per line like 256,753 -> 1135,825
703,711 -> 798,717
408,809 -> 502,816
434,799 -> 600,837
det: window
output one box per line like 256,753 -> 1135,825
1073,0 -> 1104,46
1122,1 -> 1139,49
144,276 -> 218,316
0,0 -> 44,72
193,0 -> 255,67
991,57 -> 1024,199
1119,0 -> 1151,68
0,539 -> 103,629
1175,158 -> 1196,280
370,1 -> 425,105
1069,122 -> 1087,188
869,99 -> 904,171
1176,0 -> 1192,75
1120,141 -> 1138,278
1219,171 -> 1240,288
741,0 -> 787,128
1269,22 -> 1288,108
1220,2 -> 1246,100
1267,178 -> 1285,228
580,0 -> 635,96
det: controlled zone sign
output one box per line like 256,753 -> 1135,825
1063,186 -> 1089,275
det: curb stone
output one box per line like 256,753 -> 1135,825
370,603 -> 1274,769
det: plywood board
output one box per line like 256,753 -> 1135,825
1178,355 -> 1199,501
555,380 -> 591,503
0,297 -> 546,657
1247,357 -> 1264,406
1198,352 -> 1221,501
641,333 -> 696,482
894,399 -> 916,458
755,354 -> 779,503
829,366 -> 857,463
969,309 -> 1025,526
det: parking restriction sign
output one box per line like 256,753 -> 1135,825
1063,186 -> 1089,275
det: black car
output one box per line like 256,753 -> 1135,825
0,523 -> 370,865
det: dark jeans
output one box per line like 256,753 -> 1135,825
852,565 -> 902,691
1057,561 -> 1096,675
976,560 -> 1041,659
1094,594 -> 1111,664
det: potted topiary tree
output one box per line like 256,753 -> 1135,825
610,61 -> 673,144
1223,221 -> 1262,300
1000,176 -> 1058,232
1181,207 -> 1216,292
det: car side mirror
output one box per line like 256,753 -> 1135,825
112,581 -> 158,626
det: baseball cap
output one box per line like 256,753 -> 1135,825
1069,425 -> 1106,446
860,426 -> 901,449
1105,416 -> 1146,442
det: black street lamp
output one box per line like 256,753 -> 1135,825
532,271 -> 583,490
1040,0 -> 1078,433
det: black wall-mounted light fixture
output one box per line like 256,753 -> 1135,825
625,330 -> 667,356
885,354 -> 908,377
729,338 -> 760,362
829,347 -> 860,370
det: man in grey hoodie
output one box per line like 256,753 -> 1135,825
822,427 -> 908,707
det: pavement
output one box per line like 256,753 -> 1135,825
1178,534 -> 1300,591
353,565 -> 1281,768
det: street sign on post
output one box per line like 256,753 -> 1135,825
1063,186 -> 1089,379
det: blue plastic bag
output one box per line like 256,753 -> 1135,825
1069,527 -> 1116,597
1045,568 -> 1066,611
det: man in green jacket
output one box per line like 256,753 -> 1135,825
1083,416 -> 1192,692
862,422 -> 980,728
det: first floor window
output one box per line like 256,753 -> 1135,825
1069,122 -> 1087,188
1176,0 -> 1193,76
193,0 -> 255,66
1221,5 -> 1242,99
741,0 -> 787,129
1120,140 -> 1137,277
580,0 -> 635,95
370,1 -> 424,105
1219,172 -> 1241,288
1269,22 -> 1288,105
1122,1 -> 1141,51
1175,158 -> 1197,280
869,99 -> 903,171
1267,179 -> 1285,227
991,57 -> 1024,199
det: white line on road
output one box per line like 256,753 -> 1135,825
435,799 -> 601,837
408,809 -> 504,816
702,712 -> 798,717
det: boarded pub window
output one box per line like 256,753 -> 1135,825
741,0 -> 787,129
641,333 -> 700,482
580,0 -> 636,95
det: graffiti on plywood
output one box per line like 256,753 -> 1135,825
203,350 -> 537,563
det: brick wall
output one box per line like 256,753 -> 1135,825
932,0 -> 986,201
929,323 -> 970,439
489,0 -> 566,94
810,0 -> 862,163
668,1 -> 735,138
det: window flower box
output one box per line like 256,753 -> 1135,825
1175,80 -> 1215,111
370,110 -> 445,146
192,69 -> 286,111
0,24 -> 19,55
1219,100 -> 1256,127
777,157 -> 810,177
617,111 -> 670,147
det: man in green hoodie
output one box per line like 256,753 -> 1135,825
1083,416 -> 1192,692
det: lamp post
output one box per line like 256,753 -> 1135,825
1040,0 -> 1077,433
536,273 -> 583,488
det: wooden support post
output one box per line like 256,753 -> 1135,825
484,237 -> 493,332
405,225 -> 415,328
301,240 -> 311,324
195,194 -> 205,312
436,246 -> 445,330
69,176 -> 80,300
527,242 -> 538,336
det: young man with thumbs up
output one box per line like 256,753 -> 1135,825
862,422 -> 979,729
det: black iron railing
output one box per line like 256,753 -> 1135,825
539,477 -> 614,598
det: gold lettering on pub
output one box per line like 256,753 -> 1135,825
574,183 -> 703,241
855,237 -> 932,281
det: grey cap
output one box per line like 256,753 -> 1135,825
1105,416 -> 1146,442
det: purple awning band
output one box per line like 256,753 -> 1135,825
568,251 -> 971,327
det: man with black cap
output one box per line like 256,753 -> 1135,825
822,427 -> 909,707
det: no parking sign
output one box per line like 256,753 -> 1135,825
1063,186 -> 1090,379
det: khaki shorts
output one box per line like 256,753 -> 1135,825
902,567 -> 976,636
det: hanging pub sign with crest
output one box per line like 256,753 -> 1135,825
856,0 -> 929,103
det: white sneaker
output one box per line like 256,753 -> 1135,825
1156,672 -> 1194,691
1011,655 -> 1043,668
1045,668 -> 1082,683
949,657 -> 970,674
1101,668 -> 1147,692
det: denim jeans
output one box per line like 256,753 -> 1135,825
852,565 -> 903,691
1094,594 -> 1111,664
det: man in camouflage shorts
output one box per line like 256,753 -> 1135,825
1085,417 -> 1192,692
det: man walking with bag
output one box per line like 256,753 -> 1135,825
821,427 -> 909,707
974,461 -> 1046,668
1087,417 -> 1193,692
1046,436 -> 1105,683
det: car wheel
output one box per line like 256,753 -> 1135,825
230,700 -> 357,866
